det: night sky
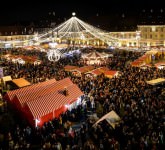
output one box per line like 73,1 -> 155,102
0,0 -> 164,26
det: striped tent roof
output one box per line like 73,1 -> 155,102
26,84 -> 83,119
4,79 -> 56,101
15,78 -> 73,107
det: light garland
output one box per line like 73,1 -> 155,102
1,14 -> 121,46
47,48 -> 65,62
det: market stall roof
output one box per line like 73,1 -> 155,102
15,78 -> 73,107
4,79 -> 56,102
26,84 -> 83,119
73,66 -> 94,73
85,67 -> 109,76
104,70 -> 119,78
12,78 -> 31,88
1,76 -> 12,83
146,78 -> 165,85
131,60 -> 145,67
64,65 -> 79,71
89,69 -> 103,76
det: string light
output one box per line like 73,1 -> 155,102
0,15 -> 119,47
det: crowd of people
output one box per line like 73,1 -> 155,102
0,48 -> 164,149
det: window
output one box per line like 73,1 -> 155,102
152,27 -> 156,32
150,35 -> 152,39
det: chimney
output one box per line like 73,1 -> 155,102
63,87 -> 69,96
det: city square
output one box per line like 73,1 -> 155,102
0,1 -> 164,149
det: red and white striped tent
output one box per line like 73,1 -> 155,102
4,78 -> 83,127
4,79 -> 57,103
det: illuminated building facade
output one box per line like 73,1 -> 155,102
137,25 -> 165,47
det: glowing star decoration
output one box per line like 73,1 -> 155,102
72,12 -> 76,16
47,49 -> 62,62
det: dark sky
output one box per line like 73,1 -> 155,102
0,0 -> 164,25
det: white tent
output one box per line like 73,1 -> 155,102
82,51 -> 110,65
93,110 -> 121,129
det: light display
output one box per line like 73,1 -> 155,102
47,48 -> 63,62
0,14 -> 119,47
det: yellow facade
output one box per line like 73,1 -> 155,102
109,32 -> 137,47
137,25 -> 165,47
